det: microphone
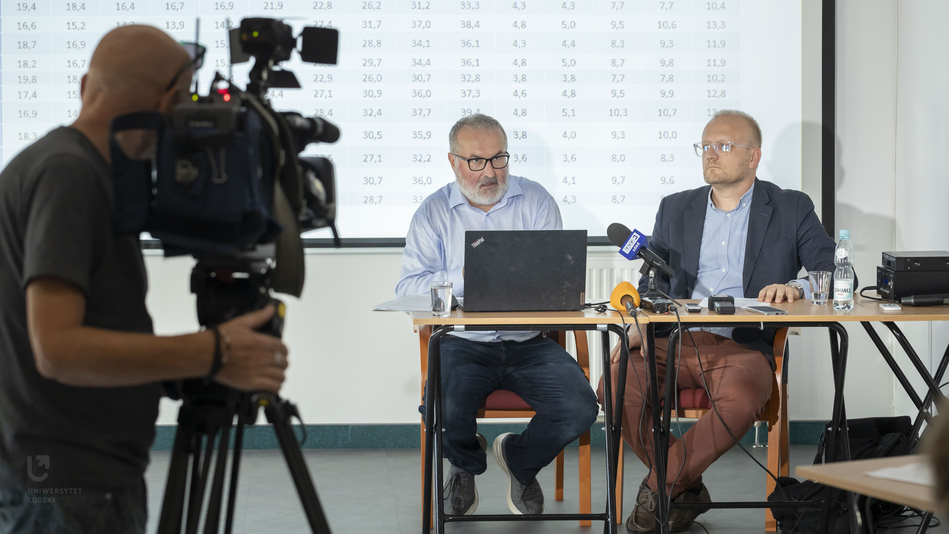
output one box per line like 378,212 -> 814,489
900,294 -> 949,306
606,223 -> 675,278
281,112 -> 341,143
610,282 -> 641,314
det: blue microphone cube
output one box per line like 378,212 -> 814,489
619,230 -> 646,260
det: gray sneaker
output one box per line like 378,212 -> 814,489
442,433 -> 488,516
493,433 -> 544,515
443,465 -> 478,515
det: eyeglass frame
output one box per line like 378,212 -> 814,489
164,42 -> 206,92
450,152 -> 511,171
693,142 -> 757,157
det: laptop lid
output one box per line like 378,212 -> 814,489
462,230 -> 587,312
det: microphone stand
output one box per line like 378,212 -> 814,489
639,263 -> 680,307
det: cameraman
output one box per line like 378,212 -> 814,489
0,26 -> 288,533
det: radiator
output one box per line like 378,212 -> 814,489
573,262 -> 641,391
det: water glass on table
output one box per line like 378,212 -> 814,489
809,271 -> 832,305
431,280 -> 453,317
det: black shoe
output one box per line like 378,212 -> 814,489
669,483 -> 711,532
626,479 -> 658,533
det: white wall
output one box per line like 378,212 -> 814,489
893,0 -> 949,415
146,0 -> 949,426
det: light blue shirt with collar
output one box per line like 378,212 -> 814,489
690,184 -> 755,339
689,183 -> 812,338
396,175 -> 562,342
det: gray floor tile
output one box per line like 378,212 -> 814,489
145,444 -> 945,534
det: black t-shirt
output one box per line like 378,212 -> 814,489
0,127 -> 162,491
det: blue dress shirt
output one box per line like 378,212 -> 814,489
396,175 -> 562,342
690,184 -> 755,338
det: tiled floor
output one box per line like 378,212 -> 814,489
144,443 -> 943,534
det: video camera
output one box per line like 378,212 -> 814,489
109,18 -> 341,298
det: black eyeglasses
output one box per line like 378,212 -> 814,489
451,153 -> 510,171
164,42 -> 206,92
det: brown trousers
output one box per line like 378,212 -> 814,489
598,332 -> 773,498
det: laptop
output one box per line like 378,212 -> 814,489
462,230 -> 587,312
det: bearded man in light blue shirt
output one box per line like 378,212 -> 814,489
396,114 -> 598,517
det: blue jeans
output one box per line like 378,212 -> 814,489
0,480 -> 146,534
433,335 -> 598,485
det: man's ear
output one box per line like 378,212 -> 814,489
157,87 -> 181,115
749,147 -> 761,168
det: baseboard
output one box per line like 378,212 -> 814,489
151,421 -> 828,450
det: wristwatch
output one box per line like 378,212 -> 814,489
786,280 -> 805,299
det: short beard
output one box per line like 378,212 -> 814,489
457,175 -> 508,206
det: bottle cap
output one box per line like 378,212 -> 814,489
839,229 -> 850,240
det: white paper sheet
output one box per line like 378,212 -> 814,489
372,294 -> 432,312
865,461 -> 935,487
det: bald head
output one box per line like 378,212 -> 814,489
72,25 -> 190,160
82,25 -> 189,117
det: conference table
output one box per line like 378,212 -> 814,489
409,309 -> 635,534
797,455 -> 936,534
410,297 -> 949,534
634,296 -> 949,534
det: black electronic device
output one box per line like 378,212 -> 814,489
641,296 -> 674,314
901,294 -> 949,307
462,230 -> 587,312
882,251 -> 949,272
685,302 -> 701,313
876,266 -> 949,301
709,294 -> 735,315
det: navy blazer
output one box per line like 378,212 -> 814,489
637,178 -> 836,363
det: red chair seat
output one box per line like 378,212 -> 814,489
677,389 -> 713,410
484,390 -> 531,411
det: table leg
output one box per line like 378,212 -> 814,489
422,327 -> 451,534
821,324 -> 852,534
643,323 -> 671,534
861,322 -> 926,410
604,325 -> 630,534
884,323 -> 948,405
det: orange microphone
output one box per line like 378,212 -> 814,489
610,281 -> 641,314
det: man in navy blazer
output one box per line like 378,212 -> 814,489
604,110 -> 836,533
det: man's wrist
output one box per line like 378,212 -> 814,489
786,280 -> 805,299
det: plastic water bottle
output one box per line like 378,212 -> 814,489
833,229 -> 855,311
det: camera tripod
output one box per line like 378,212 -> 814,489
156,260 -> 331,534
155,381 -> 331,534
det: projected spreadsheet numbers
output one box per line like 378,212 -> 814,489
0,0 -> 749,239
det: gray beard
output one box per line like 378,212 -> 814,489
458,177 -> 508,206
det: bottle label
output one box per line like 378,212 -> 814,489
834,280 -> 853,300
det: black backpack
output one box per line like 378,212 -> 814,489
768,416 -> 914,534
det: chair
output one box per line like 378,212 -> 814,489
614,327 -> 790,532
418,326 -> 593,526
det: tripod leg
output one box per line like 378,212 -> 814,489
203,414 -> 234,534
157,408 -> 200,534
185,430 -> 217,534
224,403 -> 249,534
263,396 -> 332,534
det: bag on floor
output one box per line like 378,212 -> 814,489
767,416 -> 914,534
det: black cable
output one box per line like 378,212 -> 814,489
627,310 -> 662,526
860,286 -> 884,300
666,307 -> 689,515
685,327 -> 792,504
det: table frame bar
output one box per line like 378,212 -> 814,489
421,323 -> 629,534
645,321 -> 852,534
